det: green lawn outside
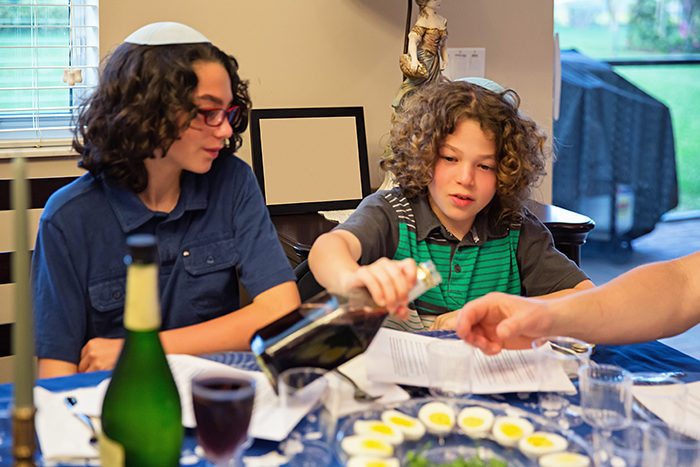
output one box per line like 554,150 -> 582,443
557,26 -> 700,213
613,66 -> 700,212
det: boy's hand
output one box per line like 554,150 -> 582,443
428,310 -> 459,331
344,258 -> 417,319
79,337 -> 124,372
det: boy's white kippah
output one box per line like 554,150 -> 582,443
124,22 -> 210,45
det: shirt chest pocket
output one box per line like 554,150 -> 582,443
182,238 -> 239,319
182,238 -> 238,276
87,277 -> 127,338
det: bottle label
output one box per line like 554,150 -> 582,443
99,432 -> 125,467
124,264 -> 160,331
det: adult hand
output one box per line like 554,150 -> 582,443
428,310 -> 458,331
78,338 -> 124,373
344,257 -> 417,320
455,293 -> 553,355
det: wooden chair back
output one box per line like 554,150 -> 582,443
0,176 -> 78,357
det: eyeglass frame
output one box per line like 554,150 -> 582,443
197,105 -> 242,127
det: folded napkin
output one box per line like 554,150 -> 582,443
34,384 -> 107,461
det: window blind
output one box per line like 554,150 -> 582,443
0,0 -> 99,147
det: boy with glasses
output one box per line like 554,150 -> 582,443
32,22 -> 300,377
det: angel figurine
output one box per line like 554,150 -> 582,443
393,0 -> 448,111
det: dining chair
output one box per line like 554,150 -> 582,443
0,176 -> 78,358
294,259 -> 324,303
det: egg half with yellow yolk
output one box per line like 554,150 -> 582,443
346,456 -> 400,467
457,406 -> 494,439
539,452 -> 591,467
417,401 -> 455,435
519,432 -> 568,458
353,420 -> 404,445
341,435 -> 394,458
380,410 -> 426,441
491,416 -> 535,447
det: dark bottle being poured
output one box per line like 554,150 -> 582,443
251,261 -> 442,391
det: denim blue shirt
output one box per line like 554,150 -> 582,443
32,155 -> 295,364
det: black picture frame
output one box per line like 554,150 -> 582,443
250,107 -> 371,215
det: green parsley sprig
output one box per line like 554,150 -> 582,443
405,442 -> 508,467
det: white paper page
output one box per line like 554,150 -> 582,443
76,354 -> 323,442
364,329 -> 575,394
633,380 -> 700,435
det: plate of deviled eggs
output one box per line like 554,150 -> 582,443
335,398 -> 593,467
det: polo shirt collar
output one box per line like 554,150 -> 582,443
103,170 -> 209,233
411,193 -> 508,245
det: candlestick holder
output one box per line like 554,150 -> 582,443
12,405 -> 36,466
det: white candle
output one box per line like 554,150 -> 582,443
12,156 -> 34,409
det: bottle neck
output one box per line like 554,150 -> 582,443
124,263 -> 161,332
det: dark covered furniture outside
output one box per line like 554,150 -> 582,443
553,50 -> 678,246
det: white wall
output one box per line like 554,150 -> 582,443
100,0 -> 554,199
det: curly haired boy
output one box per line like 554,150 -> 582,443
309,79 -> 593,332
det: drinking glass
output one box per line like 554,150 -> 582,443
278,367 -> 329,410
632,372 -> 687,429
191,372 -> 256,466
426,340 -> 473,399
596,421 -> 667,467
278,367 -> 335,467
649,422 -> 700,467
579,364 -> 633,466
532,336 -> 592,426
579,364 -> 632,434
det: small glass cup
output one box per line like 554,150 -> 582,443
278,367 -> 329,410
579,363 -> 633,433
277,367 -> 335,467
597,421 -> 667,467
191,372 -> 256,467
532,336 -> 592,426
649,422 -> 700,467
426,340 -> 473,399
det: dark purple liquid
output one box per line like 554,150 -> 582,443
192,377 -> 254,462
255,305 -> 388,389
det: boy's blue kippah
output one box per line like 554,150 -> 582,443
124,22 -> 210,45
456,77 -> 517,106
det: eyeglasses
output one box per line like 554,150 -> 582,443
197,105 -> 242,127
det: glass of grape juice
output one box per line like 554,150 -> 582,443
192,372 -> 256,466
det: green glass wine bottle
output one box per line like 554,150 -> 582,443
100,234 -> 183,467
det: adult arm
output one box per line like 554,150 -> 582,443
78,281 -> 300,372
455,251 -> 700,354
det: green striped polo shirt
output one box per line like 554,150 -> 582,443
381,190 -> 521,332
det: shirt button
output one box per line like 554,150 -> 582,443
454,264 -> 461,273
112,290 -> 122,300
206,255 -> 215,264
183,250 -> 190,257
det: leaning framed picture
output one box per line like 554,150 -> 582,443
250,107 -> 371,215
